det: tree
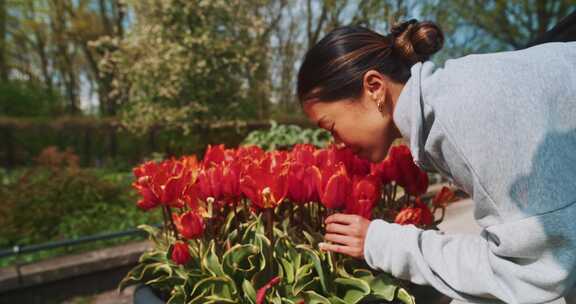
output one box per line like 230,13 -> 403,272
422,0 -> 576,63
97,0 -> 279,134
0,0 -> 7,82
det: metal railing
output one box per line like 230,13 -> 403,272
0,224 -> 161,259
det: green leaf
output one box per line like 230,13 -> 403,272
352,269 -> 373,280
334,277 -> 370,304
223,244 -> 259,273
301,291 -> 332,304
327,296 -> 348,304
190,276 -> 236,300
119,261 -> 171,291
188,288 -> 210,304
292,276 -> 319,296
280,258 -> 295,284
296,245 -> 333,294
397,288 -> 416,304
301,230 -> 316,246
369,274 -> 397,301
166,286 -> 186,304
222,209 -> 236,235
202,240 -> 225,276
242,279 -> 257,304
138,224 -> 162,244
118,263 -> 146,291
151,262 -> 173,277
204,295 -> 237,303
139,249 -> 168,263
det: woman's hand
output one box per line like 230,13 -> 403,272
319,213 -> 371,259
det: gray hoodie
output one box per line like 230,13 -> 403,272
363,42 -> 576,303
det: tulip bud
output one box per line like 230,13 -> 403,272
173,211 -> 205,239
171,241 -> 191,265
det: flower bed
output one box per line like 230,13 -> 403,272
121,144 -> 455,303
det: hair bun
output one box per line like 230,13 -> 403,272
390,19 -> 444,64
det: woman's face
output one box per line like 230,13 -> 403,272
302,71 -> 403,162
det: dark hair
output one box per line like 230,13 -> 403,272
297,19 -> 444,103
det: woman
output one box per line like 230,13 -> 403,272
297,19 -> 576,303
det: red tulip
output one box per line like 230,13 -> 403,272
432,186 -> 455,208
173,211 -> 205,239
235,145 -> 265,160
132,159 -> 192,210
171,241 -> 191,265
202,144 -> 235,168
182,183 -> 200,210
179,155 -> 200,174
314,147 -> 334,169
370,156 -> 396,185
394,198 -> 434,226
346,175 -> 381,219
287,163 -> 321,204
256,276 -> 281,304
220,161 -> 243,204
315,145 -> 370,176
291,144 -> 317,166
403,170 -> 429,197
334,146 -> 371,176
261,150 -> 289,172
317,163 -> 351,210
387,145 -> 429,196
240,162 -> 289,210
135,186 -> 159,211
159,167 -> 189,207
196,165 -> 224,202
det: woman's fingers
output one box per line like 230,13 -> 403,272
318,242 -> 363,258
325,222 -> 350,235
324,233 -> 361,247
326,222 -> 365,237
325,213 -> 359,225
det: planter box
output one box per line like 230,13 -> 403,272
133,283 -> 453,304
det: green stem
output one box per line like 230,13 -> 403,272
160,205 -> 169,240
233,200 -> 239,232
264,207 -> 274,276
166,206 -> 179,240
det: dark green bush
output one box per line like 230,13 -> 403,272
0,80 -> 63,117
0,164 -> 161,266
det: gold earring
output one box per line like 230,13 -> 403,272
377,97 -> 386,113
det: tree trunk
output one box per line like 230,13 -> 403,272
0,0 -> 7,82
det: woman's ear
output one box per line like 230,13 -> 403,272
362,70 -> 387,101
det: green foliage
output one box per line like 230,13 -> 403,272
121,214 -> 415,304
0,166 -> 161,267
242,121 -> 332,150
97,0 -> 275,134
0,80 -> 62,117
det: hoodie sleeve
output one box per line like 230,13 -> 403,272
363,203 -> 576,304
